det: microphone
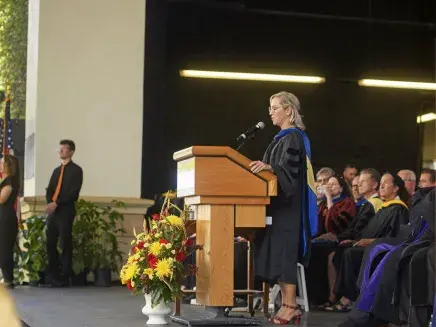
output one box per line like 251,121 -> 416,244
237,122 -> 265,143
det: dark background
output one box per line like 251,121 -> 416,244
141,0 -> 436,198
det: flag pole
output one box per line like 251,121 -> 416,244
2,94 -> 11,156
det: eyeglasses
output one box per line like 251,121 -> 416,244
268,105 -> 288,113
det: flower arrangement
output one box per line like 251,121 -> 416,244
120,191 -> 199,307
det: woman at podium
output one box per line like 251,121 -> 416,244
250,91 -> 317,325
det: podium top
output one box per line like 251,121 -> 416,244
173,146 -> 277,196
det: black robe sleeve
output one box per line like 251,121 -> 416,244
385,206 -> 410,238
338,204 -> 375,241
421,188 -> 435,233
268,132 -> 304,198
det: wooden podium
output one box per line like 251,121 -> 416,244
172,146 -> 276,323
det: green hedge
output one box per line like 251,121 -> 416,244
0,0 -> 28,118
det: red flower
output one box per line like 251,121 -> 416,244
152,214 -> 160,221
137,241 -> 145,249
147,254 -> 158,268
185,239 -> 194,247
175,251 -> 186,262
159,239 -> 169,244
131,246 -> 138,254
127,280 -> 134,291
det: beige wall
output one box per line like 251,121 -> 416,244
25,0 -> 146,198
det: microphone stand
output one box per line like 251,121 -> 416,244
236,135 -> 254,151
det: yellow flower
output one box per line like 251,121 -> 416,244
166,215 -> 184,227
127,252 -> 141,263
144,268 -> 154,279
155,258 -> 173,279
149,242 -> 162,256
120,262 -> 138,283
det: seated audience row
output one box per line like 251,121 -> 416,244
307,166 -> 435,327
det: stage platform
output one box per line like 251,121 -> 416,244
12,285 -> 345,327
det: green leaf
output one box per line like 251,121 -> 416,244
0,0 -> 28,117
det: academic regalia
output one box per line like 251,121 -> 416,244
428,246 -> 435,306
317,196 -> 356,236
338,196 -> 384,242
254,128 -> 317,285
332,199 -> 410,302
396,243 -> 434,327
337,188 -> 434,327
306,198 -> 379,305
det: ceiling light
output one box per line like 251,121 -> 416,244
359,79 -> 436,91
180,70 -> 325,84
417,112 -> 436,123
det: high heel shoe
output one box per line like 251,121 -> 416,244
271,304 -> 301,325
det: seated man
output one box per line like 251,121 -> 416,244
337,187 -> 434,327
326,173 -> 410,312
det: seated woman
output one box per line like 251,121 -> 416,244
336,187 -> 434,327
316,174 -> 356,238
326,173 -> 410,312
307,169 -> 383,307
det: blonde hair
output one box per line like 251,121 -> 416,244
270,91 -> 305,130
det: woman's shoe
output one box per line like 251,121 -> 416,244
325,300 -> 352,313
317,300 -> 334,309
271,304 -> 301,325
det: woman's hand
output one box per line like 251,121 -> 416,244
354,238 -> 375,247
249,161 -> 272,174
323,185 -> 332,198
317,233 -> 337,242
340,239 -> 354,246
324,232 -> 337,242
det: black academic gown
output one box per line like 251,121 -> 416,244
338,188 -> 434,327
332,200 -> 410,302
254,129 -> 308,285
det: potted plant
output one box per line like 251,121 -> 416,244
74,199 -> 126,287
119,192 -> 200,325
14,215 -> 48,285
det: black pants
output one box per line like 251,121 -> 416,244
0,213 -> 18,283
334,246 -> 365,301
306,242 -> 337,305
46,211 -> 74,283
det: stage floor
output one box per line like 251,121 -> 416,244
12,285 -> 345,327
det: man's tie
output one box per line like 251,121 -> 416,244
51,165 -> 65,202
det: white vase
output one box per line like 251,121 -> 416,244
142,292 -> 172,325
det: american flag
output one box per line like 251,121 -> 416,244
0,97 -> 14,156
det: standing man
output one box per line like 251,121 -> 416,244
45,140 -> 83,287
